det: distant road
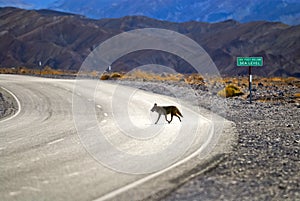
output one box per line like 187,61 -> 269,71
0,75 -> 233,201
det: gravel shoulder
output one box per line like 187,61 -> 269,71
116,79 -> 300,201
0,87 -> 18,120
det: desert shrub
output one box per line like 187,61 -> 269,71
294,93 -> 300,98
184,74 -> 205,85
217,84 -> 244,98
110,72 -> 122,79
100,74 -> 110,80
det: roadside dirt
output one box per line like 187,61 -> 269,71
0,87 -> 18,120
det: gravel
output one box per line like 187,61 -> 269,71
116,79 -> 300,201
0,88 -> 18,120
164,102 -> 299,201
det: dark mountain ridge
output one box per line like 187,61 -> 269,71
0,7 -> 299,77
2,0 -> 298,25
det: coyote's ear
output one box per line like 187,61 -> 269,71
154,103 -> 157,106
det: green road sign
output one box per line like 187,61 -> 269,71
237,57 -> 263,66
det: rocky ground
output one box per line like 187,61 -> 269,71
0,87 -> 18,120
117,78 -> 300,201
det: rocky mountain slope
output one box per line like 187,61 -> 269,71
1,0 -> 300,25
51,0 -> 300,25
0,7 -> 299,77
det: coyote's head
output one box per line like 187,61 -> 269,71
150,103 -> 157,112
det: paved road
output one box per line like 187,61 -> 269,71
0,75 -> 232,201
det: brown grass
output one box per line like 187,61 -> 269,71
0,66 -> 77,76
184,74 -> 205,85
1,67 -> 299,101
120,70 -> 184,82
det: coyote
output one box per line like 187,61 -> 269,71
150,103 -> 183,124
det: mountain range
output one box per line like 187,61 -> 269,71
0,7 -> 299,77
0,0 -> 299,25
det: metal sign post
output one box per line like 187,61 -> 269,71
249,66 -> 252,103
237,57 -> 263,103
39,61 -> 42,76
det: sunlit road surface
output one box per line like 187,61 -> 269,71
0,75 -> 233,201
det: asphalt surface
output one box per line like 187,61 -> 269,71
0,75 -> 234,201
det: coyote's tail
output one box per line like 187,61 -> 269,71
177,109 -> 183,117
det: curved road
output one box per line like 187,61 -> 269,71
0,75 -> 233,201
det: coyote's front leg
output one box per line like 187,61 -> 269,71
155,113 -> 161,124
